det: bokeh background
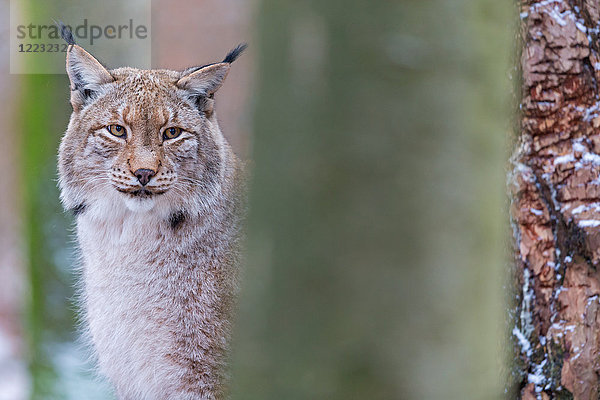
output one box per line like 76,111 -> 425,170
0,1 -> 513,399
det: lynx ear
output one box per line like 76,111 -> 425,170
176,63 -> 231,98
177,43 -> 246,116
66,45 -> 114,111
177,43 -> 246,96
57,21 -> 113,110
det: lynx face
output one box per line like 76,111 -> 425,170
58,45 -> 243,215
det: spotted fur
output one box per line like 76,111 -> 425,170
57,44 -> 245,399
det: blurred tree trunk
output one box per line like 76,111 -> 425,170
0,0 -> 28,398
510,1 -> 600,399
232,1 -> 511,399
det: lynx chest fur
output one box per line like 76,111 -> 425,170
57,29 -> 245,400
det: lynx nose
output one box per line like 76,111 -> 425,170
134,169 -> 156,186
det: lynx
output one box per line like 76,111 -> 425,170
56,25 -> 246,399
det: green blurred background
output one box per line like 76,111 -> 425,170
0,0 -> 513,399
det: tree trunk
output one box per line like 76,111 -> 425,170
511,1 -> 600,398
0,0 -> 28,398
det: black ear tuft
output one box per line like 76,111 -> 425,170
54,20 -> 76,45
222,43 -> 247,64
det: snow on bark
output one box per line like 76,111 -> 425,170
511,0 -> 600,398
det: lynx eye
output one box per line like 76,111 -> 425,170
163,127 -> 182,140
106,124 -> 127,138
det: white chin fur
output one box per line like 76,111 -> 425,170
123,195 -> 156,212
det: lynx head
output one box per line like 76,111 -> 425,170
57,31 -> 245,217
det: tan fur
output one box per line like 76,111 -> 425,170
58,45 -> 245,399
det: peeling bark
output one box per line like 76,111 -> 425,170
512,0 -> 600,398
